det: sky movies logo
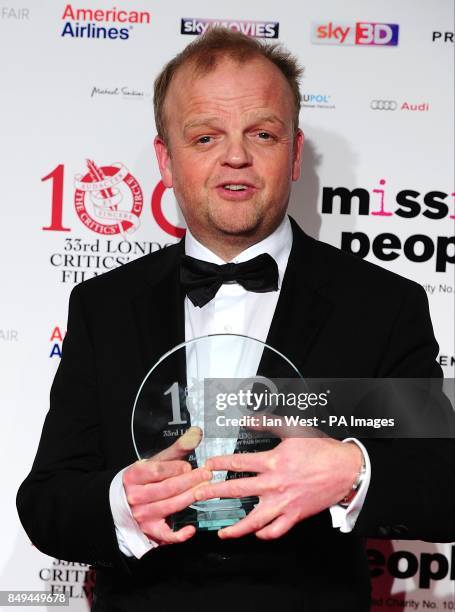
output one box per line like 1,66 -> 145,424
181,17 -> 279,39
312,21 -> 399,46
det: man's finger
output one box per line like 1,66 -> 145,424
124,459 -> 191,486
143,519 -> 196,545
147,485 -> 203,518
205,450 -> 273,473
128,467 -> 212,505
194,476 -> 265,502
255,514 -> 292,540
217,504 -> 278,539
248,420 -> 326,440
153,426 -> 203,461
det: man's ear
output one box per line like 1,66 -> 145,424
291,129 -> 304,182
154,136 -> 173,188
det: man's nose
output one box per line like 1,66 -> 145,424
220,137 -> 252,168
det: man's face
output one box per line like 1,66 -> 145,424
154,56 -> 303,255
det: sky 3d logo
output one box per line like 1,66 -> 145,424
312,22 -> 399,46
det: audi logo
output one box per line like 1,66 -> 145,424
370,100 -> 398,110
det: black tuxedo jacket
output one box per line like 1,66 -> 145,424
17,219 -> 455,612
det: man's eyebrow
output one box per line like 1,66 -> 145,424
250,113 -> 286,127
183,117 -> 221,133
183,113 -> 287,133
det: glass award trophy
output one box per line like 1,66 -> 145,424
131,334 -> 303,531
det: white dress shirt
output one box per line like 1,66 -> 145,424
109,216 -> 371,558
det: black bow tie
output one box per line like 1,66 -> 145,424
180,253 -> 279,307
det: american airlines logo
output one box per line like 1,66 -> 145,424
181,17 -> 279,39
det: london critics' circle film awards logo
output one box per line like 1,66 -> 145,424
74,159 -> 143,236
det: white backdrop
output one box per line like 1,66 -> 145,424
1,0 -> 454,609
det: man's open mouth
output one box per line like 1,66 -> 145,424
222,184 -> 248,191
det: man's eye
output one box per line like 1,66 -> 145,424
196,136 -> 212,144
257,132 -> 272,140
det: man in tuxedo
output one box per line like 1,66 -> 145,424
17,28 -> 455,612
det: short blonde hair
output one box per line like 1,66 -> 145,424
154,27 -> 303,143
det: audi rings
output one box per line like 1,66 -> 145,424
370,100 -> 398,110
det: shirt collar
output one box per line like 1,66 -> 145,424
184,215 -> 293,288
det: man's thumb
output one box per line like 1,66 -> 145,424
153,426 -> 203,461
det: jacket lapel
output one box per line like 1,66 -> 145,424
262,218 -> 334,378
130,242 -> 186,380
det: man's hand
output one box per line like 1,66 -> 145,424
123,427 -> 212,545
194,437 -> 362,540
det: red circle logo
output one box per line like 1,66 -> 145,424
151,181 -> 186,239
74,159 -> 143,236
